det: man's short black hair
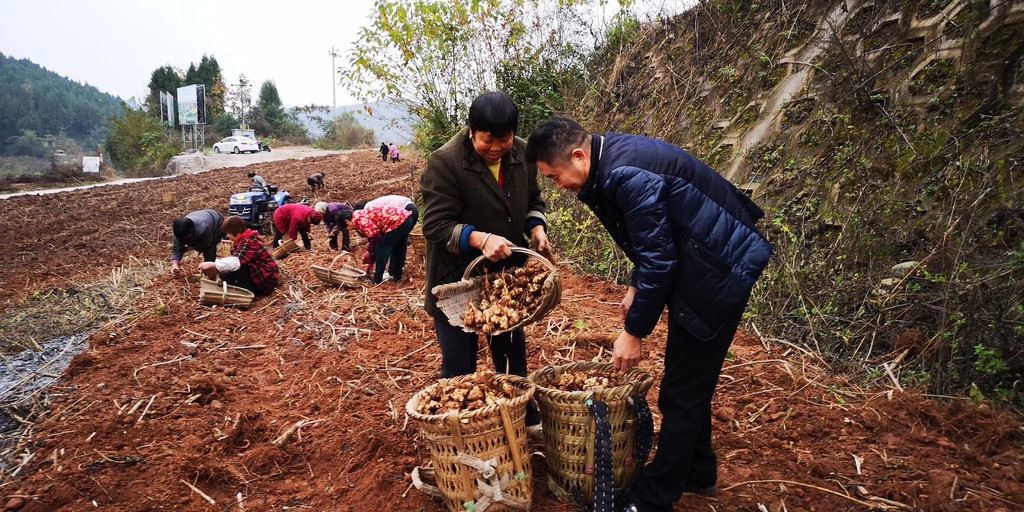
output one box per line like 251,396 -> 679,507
172,217 -> 194,240
352,200 -> 367,210
467,91 -> 519,137
525,117 -> 588,166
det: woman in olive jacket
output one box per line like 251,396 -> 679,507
420,91 -> 553,429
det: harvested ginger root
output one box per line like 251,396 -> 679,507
415,371 -> 519,415
463,261 -> 550,334
550,369 -> 625,392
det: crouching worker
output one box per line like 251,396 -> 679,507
171,209 -> 225,275
351,205 -> 415,283
314,201 -> 355,251
198,216 -> 280,295
272,203 -> 323,250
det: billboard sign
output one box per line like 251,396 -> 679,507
196,84 -> 206,124
166,91 -> 175,127
177,84 -> 199,125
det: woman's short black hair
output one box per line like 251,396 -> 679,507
467,91 -> 519,137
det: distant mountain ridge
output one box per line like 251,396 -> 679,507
290,100 -> 413,146
0,53 -> 123,153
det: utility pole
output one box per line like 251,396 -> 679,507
329,46 -> 340,117
231,75 -> 252,128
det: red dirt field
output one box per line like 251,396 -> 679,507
1,150 -> 1021,511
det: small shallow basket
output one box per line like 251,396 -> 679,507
348,231 -> 368,249
272,238 -> 299,259
198,278 -> 254,308
312,251 -> 366,287
409,224 -> 426,256
431,247 -> 561,335
528,361 -> 654,505
406,374 -> 536,511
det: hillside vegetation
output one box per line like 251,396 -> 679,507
554,0 -> 1023,405
0,53 -> 122,159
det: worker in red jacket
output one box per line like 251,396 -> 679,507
272,203 -> 323,250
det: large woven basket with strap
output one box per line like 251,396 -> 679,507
431,247 -> 561,335
406,373 -> 536,512
529,362 -> 655,509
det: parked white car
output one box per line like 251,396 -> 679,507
213,136 -> 259,154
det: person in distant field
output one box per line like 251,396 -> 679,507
247,171 -> 267,190
350,205 -> 415,283
526,117 -> 773,512
307,172 -> 326,194
198,215 -> 279,295
314,201 -> 354,251
272,203 -> 323,250
389,143 -> 400,163
379,142 -> 389,162
170,209 -> 225,275
420,91 -> 552,437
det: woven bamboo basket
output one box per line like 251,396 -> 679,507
528,362 -> 654,505
406,374 -> 536,512
431,247 -> 561,335
271,238 -> 299,259
198,278 -> 255,308
312,252 -> 366,287
409,224 -> 426,256
348,231 -> 368,248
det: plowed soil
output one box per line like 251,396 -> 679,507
1,150 -> 1021,511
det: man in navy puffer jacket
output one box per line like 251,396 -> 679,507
527,117 -> 772,511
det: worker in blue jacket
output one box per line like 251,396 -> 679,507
527,117 -> 772,512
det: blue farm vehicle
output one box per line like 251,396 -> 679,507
229,185 -> 292,234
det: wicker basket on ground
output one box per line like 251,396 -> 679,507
198,278 -> 254,308
431,247 -> 560,335
271,238 -> 299,259
409,224 -> 426,256
348,231 -> 368,249
528,361 -> 655,507
406,373 -> 536,512
312,252 -> 366,287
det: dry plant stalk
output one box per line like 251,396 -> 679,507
463,262 -> 549,334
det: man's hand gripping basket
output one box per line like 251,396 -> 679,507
529,362 -> 655,509
406,373 -> 536,511
431,247 -> 561,335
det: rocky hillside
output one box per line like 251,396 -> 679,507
570,0 -> 1024,403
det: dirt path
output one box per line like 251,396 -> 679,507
0,150 -> 1021,511
0,146 -> 348,200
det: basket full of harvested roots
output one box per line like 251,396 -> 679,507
528,361 -> 655,507
406,372 -> 536,511
431,247 -> 560,335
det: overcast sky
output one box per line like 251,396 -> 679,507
1,0 -> 380,107
2,0 -> 693,109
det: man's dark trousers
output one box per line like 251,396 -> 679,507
630,306 -> 744,511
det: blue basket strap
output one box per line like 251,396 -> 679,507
591,399 -> 614,512
623,394 -> 655,503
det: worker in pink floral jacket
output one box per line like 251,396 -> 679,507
350,205 -> 415,283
